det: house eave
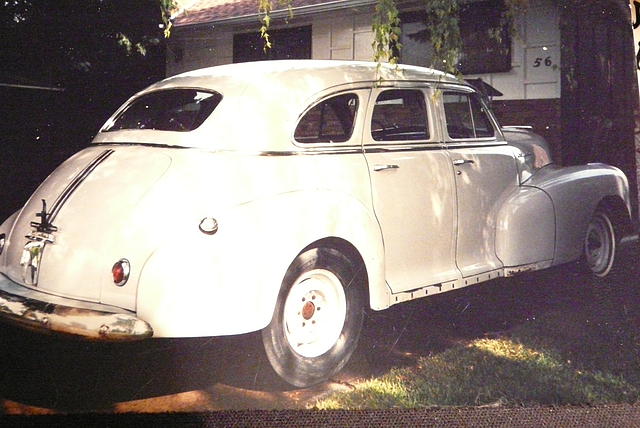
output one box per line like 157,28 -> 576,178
174,0 -> 378,29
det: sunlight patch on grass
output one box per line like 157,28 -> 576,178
314,335 -> 639,409
317,377 -> 415,410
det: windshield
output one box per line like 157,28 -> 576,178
103,89 -> 222,132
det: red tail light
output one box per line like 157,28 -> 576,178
112,259 -> 130,286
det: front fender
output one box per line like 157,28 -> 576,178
136,189 -> 385,338
495,186 -> 555,266
526,164 -> 630,265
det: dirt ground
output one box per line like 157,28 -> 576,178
0,242 -> 638,414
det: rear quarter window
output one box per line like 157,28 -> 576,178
294,93 -> 358,144
104,89 -> 222,132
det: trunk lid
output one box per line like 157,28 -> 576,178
4,146 -> 171,305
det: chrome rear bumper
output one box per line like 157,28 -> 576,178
0,274 -> 152,340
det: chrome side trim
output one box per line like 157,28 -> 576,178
93,142 -> 192,150
389,269 -> 504,306
0,275 -> 152,341
258,148 -> 363,156
503,260 -> 553,277
388,261 -> 554,306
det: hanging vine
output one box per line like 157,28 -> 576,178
159,0 -> 179,38
259,0 -> 294,52
369,0 -> 528,75
162,0 -> 528,75
372,0 -> 402,64
423,0 -> 462,75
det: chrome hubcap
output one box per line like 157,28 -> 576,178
283,269 -> 347,358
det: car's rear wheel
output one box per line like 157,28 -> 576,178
262,247 -> 365,388
584,209 -> 617,277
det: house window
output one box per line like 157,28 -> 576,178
399,1 -> 511,74
233,26 -> 312,63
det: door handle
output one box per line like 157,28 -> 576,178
373,164 -> 400,172
452,159 -> 475,166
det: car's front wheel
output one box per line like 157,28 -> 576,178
262,247 -> 365,388
584,209 -> 618,277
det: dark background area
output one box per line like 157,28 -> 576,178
0,0 -> 166,220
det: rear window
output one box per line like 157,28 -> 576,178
104,89 -> 222,132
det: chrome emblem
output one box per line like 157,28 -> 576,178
20,239 -> 45,286
21,199 -> 57,286
31,199 -> 58,234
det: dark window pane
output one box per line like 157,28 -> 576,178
443,92 -> 475,139
105,89 -> 222,132
458,1 -> 511,74
399,1 -> 511,74
295,94 -> 358,143
233,26 -> 311,63
371,90 -> 429,141
470,95 -> 495,137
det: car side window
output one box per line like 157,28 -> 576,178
371,90 -> 429,141
443,91 -> 495,139
294,93 -> 358,144
470,95 -> 495,138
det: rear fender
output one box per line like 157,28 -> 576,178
136,190 -> 385,338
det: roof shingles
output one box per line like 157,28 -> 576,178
175,0 -> 339,26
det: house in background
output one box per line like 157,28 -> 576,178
169,0 -> 639,215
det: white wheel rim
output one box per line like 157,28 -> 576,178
584,214 -> 614,276
283,269 -> 347,358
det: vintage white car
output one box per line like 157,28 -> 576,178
0,60 -> 631,387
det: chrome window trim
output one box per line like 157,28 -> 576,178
444,141 -> 509,149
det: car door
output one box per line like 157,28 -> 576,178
439,88 -> 520,278
364,86 -> 459,293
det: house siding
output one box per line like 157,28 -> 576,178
166,0 -> 561,145
168,0 -> 560,99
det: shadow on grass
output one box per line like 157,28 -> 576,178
0,326 -> 288,412
317,246 -> 640,409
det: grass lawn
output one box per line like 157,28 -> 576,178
315,296 -> 640,409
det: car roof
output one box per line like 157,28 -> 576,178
94,60 -> 464,151
153,60 -> 458,92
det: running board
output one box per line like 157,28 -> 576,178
389,260 -> 553,306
